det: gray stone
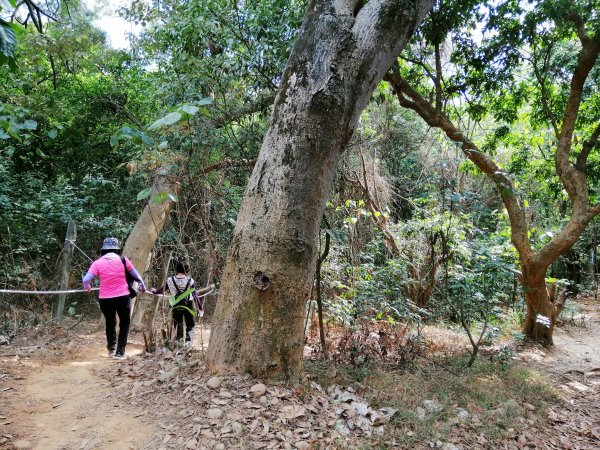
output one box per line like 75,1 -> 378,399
206,377 -> 221,389
442,444 -> 461,450
207,408 -> 224,419
250,383 -> 267,397
416,407 -> 427,420
423,400 -> 443,413
200,429 -> 215,439
351,402 -> 369,416
456,408 -> 470,421
378,407 -> 398,422
232,421 -> 243,436
335,421 -> 351,436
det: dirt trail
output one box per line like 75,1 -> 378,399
2,343 -> 154,450
2,306 -> 600,449
518,299 -> 600,448
545,306 -> 600,373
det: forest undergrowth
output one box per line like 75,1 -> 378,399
0,297 -> 599,449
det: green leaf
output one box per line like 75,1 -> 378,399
197,97 -> 213,106
47,129 -> 58,139
8,0 -> 17,7
0,20 -> 17,61
152,192 -> 178,204
181,104 -> 199,115
136,188 -> 151,201
152,192 -> 168,203
148,111 -> 182,130
22,119 -> 37,130
35,148 -> 46,157
140,132 -> 154,145
109,135 -> 119,147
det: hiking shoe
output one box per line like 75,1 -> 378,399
112,351 -> 126,360
107,349 -> 115,357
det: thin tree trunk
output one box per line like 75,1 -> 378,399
315,228 -> 331,356
125,172 -> 181,324
53,220 -> 76,322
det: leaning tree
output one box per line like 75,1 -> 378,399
206,0 -> 435,381
386,0 -> 600,343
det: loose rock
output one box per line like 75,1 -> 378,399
207,408 -> 224,419
206,377 -> 221,389
250,383 -> 267,397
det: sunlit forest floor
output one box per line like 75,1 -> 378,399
0,298 -> 599,450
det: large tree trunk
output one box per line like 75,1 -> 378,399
521,265 -> 555,344
207,0 -> 434,381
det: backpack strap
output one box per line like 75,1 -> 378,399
171,275 -> 182,296
120,255 -> 129,279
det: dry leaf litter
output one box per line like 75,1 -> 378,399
98,349 -> 398,450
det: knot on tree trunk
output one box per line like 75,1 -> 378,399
253,272 -> 271,291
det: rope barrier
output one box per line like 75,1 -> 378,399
151,287 -> 215,298
0,287 -> 216,297
0,288 -> 99,295
65,239 -> 94,263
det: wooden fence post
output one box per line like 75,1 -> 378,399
53,220 -> 76,322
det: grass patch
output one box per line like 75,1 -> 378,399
305,356 -> 560,449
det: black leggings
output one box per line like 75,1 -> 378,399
172,301 -> 195,342
98,295 -> 131,352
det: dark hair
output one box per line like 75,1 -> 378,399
175,261 -> 189,274
101,248 -> 122,256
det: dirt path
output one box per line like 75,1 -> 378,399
1,306 -> 599,449
545,307 -> 600,373
1,343 -> 154,450
518,299 -> 600,448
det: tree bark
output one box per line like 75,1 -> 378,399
124,172 -> 181,324
207,0 -> 434,381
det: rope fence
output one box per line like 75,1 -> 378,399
0,288 -> 99,295
0,288 -> 216,296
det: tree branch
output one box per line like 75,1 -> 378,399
576,121 -> 600,170
565,11 -> 591,45
200,158 -> 256,174
385,65 -> 532,260
555,36 -> 600,210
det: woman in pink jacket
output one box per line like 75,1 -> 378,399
82,237 -> 146,359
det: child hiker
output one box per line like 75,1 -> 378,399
82,237 -> 146,359
151,261 -> 203,345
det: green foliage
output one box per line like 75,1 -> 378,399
0,19 -> 18,68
